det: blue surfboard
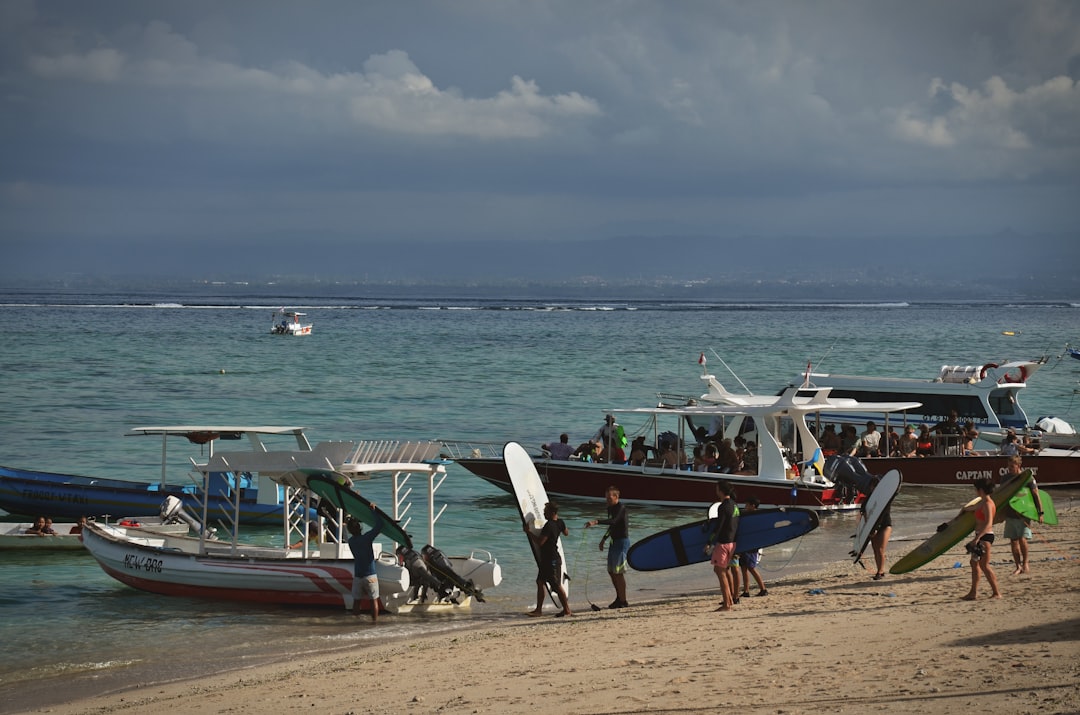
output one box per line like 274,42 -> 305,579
627,507 -> 819,572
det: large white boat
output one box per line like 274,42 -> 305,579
702,359 -> 1080,487
80,441 -> 501,613
270,309 -> 312,335
772,357 -> 1047,438
447,384 -> 920,512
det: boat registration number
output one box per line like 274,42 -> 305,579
123,554 -> 164,573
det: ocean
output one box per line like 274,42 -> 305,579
1,289 -> 1078,711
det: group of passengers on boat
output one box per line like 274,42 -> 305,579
540,415 -> 761,475
817,409 -> 1040,459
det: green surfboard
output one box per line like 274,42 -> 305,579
300,470 -> 413,548
1009,486 -> 1057,526
890,470 -> 1032,575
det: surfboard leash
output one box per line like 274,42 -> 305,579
571,529 -> 602,611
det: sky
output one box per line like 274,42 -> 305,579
1,1 -> 1079,282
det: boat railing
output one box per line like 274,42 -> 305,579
437,440 -> 509,460
336,440 -> 446,470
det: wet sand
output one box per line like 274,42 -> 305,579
18,509 -> 1080,715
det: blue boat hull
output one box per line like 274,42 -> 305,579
627,507 -> 820,571
0,465 -> 288,526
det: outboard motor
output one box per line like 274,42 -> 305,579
396,545 -> 453,602
421,544 -> 485,603
160,496 -> 216,539
823,454 -> 876,502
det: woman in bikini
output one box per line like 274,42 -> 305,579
960,478 -> 1001,600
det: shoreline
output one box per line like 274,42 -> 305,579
11,511 -> 1079,715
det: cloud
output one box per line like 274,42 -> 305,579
894,74 -> 1080,153
24,22 -> 600,141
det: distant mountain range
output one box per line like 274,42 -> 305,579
4,232 -> 1077,300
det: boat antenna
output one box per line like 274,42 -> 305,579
814,338 -> 840,372
707,348 -> 754,396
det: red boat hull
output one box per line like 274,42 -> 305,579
455,458 -> 861,511
862,454 -> 1079,486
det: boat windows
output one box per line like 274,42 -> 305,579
988,388 -> 1023,420
825,390 -> 988,424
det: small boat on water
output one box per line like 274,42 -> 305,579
0,426 -> 345,525
0,516 -> 188,551
0,521 -> 85,550
445,378 -> 920,512
80,441 -> 501,613
270,309 -> 312,335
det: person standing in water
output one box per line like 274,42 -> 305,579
585,485 -> 629,609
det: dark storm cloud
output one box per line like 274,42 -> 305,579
1,1 -> 1078,280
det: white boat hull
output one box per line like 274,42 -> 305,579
82,523 -> 409,608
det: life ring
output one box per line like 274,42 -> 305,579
1001,365 -> 1029,384
118,519 -> 141,527
978,363 -> 998,380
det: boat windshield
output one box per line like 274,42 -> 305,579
824,389 -> 988,425
988,388 -> 1026,423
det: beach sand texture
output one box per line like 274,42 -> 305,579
21,512 -> 1080,715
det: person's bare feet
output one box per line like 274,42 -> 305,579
991,593 -> 1002,599
526,610 -> 543,617
961,593 -> 977,601
1012,565 -> 1023,576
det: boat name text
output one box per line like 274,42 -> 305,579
123,554 -> 164,573
20,489 -> 89,505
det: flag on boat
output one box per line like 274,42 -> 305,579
805,447 -> 825,476
699,352 -> 706,366
802,361 -> 812,388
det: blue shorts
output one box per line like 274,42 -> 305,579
607,537 -> 630,574
739,550 -> 761,569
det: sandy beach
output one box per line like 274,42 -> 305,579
18,511 -> 1080,715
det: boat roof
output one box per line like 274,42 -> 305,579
621,387 -> 921,418
126,426 -> 308,437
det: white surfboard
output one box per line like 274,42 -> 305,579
503,441 -> 569,608
851,469 -> 902,564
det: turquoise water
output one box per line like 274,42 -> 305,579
1,291 -> 1079,710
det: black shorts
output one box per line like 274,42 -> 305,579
537,557 -> 562,587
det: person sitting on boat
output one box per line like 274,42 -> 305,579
346,512 -> 384,624
880,426 -> 901,457
899,425 -> 919,458
962,422 -> 979,455
541,433 -> 575,461
840,424 -> 859,455
571,440 -> 601,462
819,424 -> 842,456
717,438 -> 740,473
68,516 -> 88,535
857,421 -> 881,458
741,441 -> 759,474
628,435 -> 650,466
916,424 -> 935,457
25,516 -> 49,536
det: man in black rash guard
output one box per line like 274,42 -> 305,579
585,485 -> 630,609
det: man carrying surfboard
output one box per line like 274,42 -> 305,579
525,502 -> 572,618
705,481 -> 739,612
585,486 -> 630,609
1000,455 -> 1045,576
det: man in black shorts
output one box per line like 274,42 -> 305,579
526,502 -> 571,617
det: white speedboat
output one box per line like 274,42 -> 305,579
270,309 -> 312,335
81,441 -> 501,613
